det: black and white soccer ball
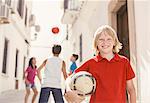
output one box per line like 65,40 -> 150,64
69,71 -> 96,96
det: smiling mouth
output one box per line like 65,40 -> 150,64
102,45 -> 109,49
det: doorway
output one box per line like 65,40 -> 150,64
117,2 -> 130,59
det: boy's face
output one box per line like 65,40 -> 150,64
97,32 -> 115,54
70,56 -> 76,62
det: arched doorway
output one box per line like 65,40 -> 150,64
117,2 -> 130,59
108,0 -> 130,59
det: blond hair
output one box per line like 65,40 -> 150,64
93,25 -> 122,54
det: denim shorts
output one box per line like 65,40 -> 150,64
25,83 -> 36,89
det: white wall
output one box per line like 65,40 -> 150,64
0,23 -> 29,92
0,25 -> 3,91
134,0 -> 150,102
0,1 -> 33,93
61,40 -> 73,72
69,1 -> 109,64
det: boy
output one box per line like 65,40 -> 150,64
64,25 -> 136,103
69,54 -> 78,75
37,45 -> 68,103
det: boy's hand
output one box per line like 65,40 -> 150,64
43,59 -> 47,64
64,90 -> 85,103
68,71 -> 73,76
39,79 -> 42,84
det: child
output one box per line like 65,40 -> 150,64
24,57 -> 39,103
64,25 -> 136,103
69,54 -> 78,75
37,45 -> 68,103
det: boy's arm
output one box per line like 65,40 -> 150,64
62,60 -> 68,80
126,79 -> 136,103
37,59 -> 47,82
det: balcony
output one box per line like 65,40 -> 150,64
61,9 -> 79,24
0,4 -> 11,24
61,0 -> 84,24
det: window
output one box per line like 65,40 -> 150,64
17,0 -> 24,18
15,49 -> 19,78
2,38 -> 9,74
64,0 -> 68,10
66,25 -> 69,40
64,0 -> 79,10
24,7 -> 28,26
23,56 -> 26,79
5,0 -> 11,6
79,34 -> 82,62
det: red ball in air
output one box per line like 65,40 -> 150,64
52,27 -> 59,34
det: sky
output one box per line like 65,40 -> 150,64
30,0 -> 66,62
31,0 -> 66,46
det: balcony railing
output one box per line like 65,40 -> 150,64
64,0 -> 79,11
0,4 -> 10,24
62,0 -> 85,24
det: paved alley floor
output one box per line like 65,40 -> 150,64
0,90 -> 89,103
0,90 -> 56,103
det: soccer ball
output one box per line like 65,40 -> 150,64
69,71 -> 96,96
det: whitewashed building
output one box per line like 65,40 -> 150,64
61,0 -> 150,102
0,0 -> 37,93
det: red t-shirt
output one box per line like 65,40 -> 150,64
75,54 -> 135,103
26,66 -> 37,84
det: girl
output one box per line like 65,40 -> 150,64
24,57 -> 39,103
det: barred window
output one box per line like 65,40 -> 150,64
79,34 -> 82,62
15,49 -> 19,78
2,38 -> 9,74
17,0 -> 24,18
